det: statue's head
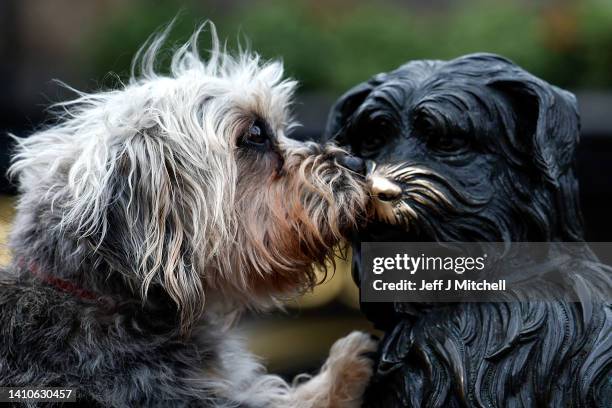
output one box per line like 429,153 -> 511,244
326,53 -> 584,245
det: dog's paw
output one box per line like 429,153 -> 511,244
290,331 -> 378,408
327,331 -> 378,368
321,331 -> 378,407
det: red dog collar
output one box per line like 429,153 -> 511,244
20,258 -> 103,303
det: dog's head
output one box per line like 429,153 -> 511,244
326,53 -> 583,244
10,24 -> 367,332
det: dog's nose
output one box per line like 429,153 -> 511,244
368,175 -> 402,201
337,153 -> 366,175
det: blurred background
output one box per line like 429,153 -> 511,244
1,0 -> 612,378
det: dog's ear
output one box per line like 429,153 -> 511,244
488,75 -> 580,187
100,127 -> 206,334
324,82 -> 375,143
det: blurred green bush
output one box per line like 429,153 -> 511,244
87,0 -> 612,93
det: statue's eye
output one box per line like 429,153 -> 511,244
357,117 -> 395,156
240,120 -> 270,148
413,112 -> 437,139
432,134 -> 465,152
360,134 -> 386,153
414,111 -> 467,153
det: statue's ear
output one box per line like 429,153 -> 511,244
488,76 -> 580,188
488,73 -> 584,241
324,82 -> 375,143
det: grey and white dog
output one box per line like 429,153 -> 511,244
0,24 -> 376,407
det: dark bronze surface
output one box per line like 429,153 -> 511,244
326,53 -> 611,407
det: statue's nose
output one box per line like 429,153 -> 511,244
367,175 -> 402,201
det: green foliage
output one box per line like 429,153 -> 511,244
85,0 -> 612,92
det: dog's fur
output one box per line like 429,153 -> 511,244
0,24 -> 377,407
326,53 -> 611,407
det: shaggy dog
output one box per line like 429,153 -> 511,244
326,53 -> 611,407
0,24 -> 377,407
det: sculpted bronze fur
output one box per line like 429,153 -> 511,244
326,53 -> 612,407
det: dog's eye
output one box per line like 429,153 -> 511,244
240,121 -> 269,148
246,123 -> 266,144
